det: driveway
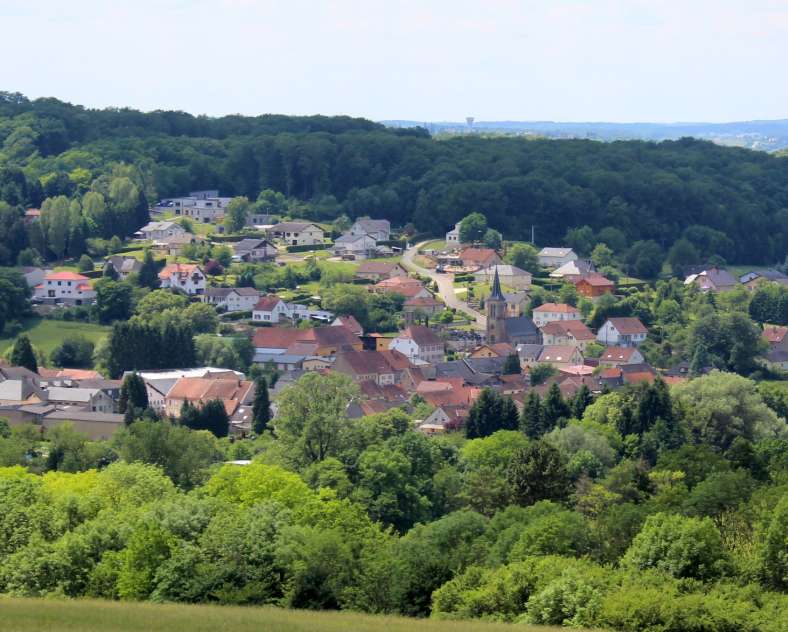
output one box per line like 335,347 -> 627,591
402,241 -> 486,329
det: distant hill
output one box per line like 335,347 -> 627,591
382,119 -> 788,151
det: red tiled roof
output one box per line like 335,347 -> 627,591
375,276 -> 421,288
356,261 -> 403,274
158,263 -> 202,280
459,247 -> 499,264
533,302 -> 579,313
607,317 -> 648,335
538,345 -> 580,363
404,296 -> 441,307
338,349 -> 410,376
600,346 -> 639,362
253,295 -> 284,311
45,271 -> 89,281
253,328 -> 305,350
334,315 -> 363,336
540,320 -> 595,340
764,326 -> 787,344
574,273 -> 615,287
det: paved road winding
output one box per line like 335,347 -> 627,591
402,241 -> 486,329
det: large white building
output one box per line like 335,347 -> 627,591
531,303 -> 581,328
158,264 -> 206,295
33,271 -> 96,305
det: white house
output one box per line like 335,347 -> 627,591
596,317 -> 648,347
33,271 -> 96,305
252,295 -> 291,323
169,194 -> 232,223
267,222 -> 324,246
158,263 -> 206,295
446,223 -> 460,245
136,221 -> 186,241
388,325 -> 444,365
232,238 -> 277,262
350,218 -> 390,242
531,303 -> 581,328
333,233 -> 377,258
203,287 -> 261,312
537,247 -> 578,269
549,259 -> 595,278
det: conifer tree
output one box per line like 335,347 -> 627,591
138,249 -> 160,289
252,377 -> 271,434
9,335 -> 37,372
521,391 -> 544,439
542,383 -> 570,432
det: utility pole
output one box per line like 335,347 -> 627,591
530,225 -> 535,244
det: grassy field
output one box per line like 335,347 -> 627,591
0,598 -> 583,632
0,318 -> 111,357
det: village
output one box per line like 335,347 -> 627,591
2,191 -> 786,440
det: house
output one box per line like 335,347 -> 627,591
740,270 -> 788,290
232,238 -> 277,262
403,296 -> 443,323
446,223 -> 461,245
164,376 -> 255,420
332,233 -> 378,258
0,365 -> 43,405
538,247 -> 577,269
203,287 -> 261,312
372,276 -> 432,299
21,267 -> 47,288
536,345 -> 585,369
152,233 -> 207,256
33,271 -> 96,305
131,367 -> 245,414
136,221 -> 186,241
333,349 -> 411,385
158,263 -> 206,295
389,325 -> 445,364
246,213 -> 279,227
44,386 -> 116,413
684,267 -> 738,293
549,259 -> 595,278
474,264 -> 532,290
168,194 -> 232,223
573,273 -> 615,298
41,410 -> 124,440
332,315 -> 364,337
252,325 -> 361,358
252,295 -> 291,323
267,222 -> 324,246
764,326 -> 788,369
350,218 -> 391,242
539,320 -> 596,351
599,346 -> 645,366
597,317 -> 648,347
24,208 -> 41,224
504,291 -> 530,317
470,343 -> 517,359
354,261 -> 408,282
459,247 -> 502,270
532,303 -> 581,328
103,256 -> 142,279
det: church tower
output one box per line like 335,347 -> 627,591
486,267 -> 507,343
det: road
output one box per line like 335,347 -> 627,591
402,241 -> 486,329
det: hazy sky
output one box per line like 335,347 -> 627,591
3,0 -> 788,122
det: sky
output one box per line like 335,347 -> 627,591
2,0 -> 788,122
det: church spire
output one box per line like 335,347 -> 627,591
489,266 -> 504,301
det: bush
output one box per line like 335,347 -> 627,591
50,336 -> 95,369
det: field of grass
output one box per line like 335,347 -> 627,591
421,240 -> 448,251
0,318 -> 111,357
0,598 -> 581,632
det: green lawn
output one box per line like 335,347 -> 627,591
421,240 -> 448,251
0,318 -> 111,357
0,598 -> 580,632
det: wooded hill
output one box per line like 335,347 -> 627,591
2,91 -> 787,263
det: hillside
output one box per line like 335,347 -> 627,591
0,598 -> 577,632
1,92 -> 788,264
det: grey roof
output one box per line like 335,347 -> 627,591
504,316 -> 540,338
354,218 -> 390,231
270,222 -> 321,232
105,256 -> 142,274
740,269 -> 788,283
464,356 -> 507,374
253,352 -> 305,365
504,291 -> 530,303
231,287 -> 261,296
476,264 -> 530,278
44,410 -> 124,424
517,344 -> 544,361
45,387 -> 101,403
233,238 -> 274,252
335,233 -> 373,244
139,221 -> 181,232
538,247 -> 574,257
205,287 -> 233,298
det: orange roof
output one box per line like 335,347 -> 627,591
158,263 -> 201,279
375,276 -> 421,288
540,320 -> 595,340
45,271 -> 89,281
459,247 -> 499,264
253,295 -> 285,311
764,326 -> 787,344
574,273 -> 615,287
166,377 -> 253,415
533,302 -> 579,313
600,346 -> 639,362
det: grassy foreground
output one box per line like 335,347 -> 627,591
0,598 -> 579,632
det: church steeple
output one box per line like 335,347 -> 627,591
486,266 -> 507,344
489,266 -> 505,301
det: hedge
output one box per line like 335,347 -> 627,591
286,243 -> 331,253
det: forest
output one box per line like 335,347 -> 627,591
0,367 -> 787,631
2,92 -> 788,264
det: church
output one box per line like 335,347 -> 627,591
485,268 -> 541,345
